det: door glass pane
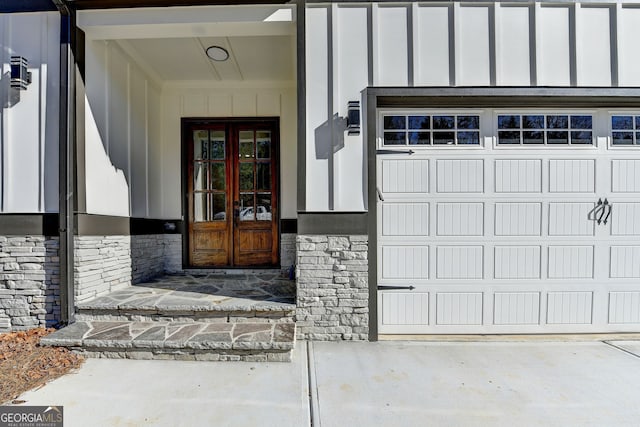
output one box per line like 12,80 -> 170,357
240,193 -> 255,221
612,132 -> 634,145
383,132 -> 405,145
257,163 -> 271,190
547,115 -> 568,129
498,115 -> 520,129
257,131 -> 271,159
457,131 -> 479,145
612,116 -> 634,130
209,131 -> 225,159
194,162 -> 207,191
257,193 -> 272,221
194,193 -> 208,222
523,131 -> 544,144
409,132 -> 430,145
433,131 -> 455,144
571,116 -> 592,129
523,115 -> 544,129
194,130 -> 209,160
384,116 -> 406,129
212,193 -> 226,221
547,131 -> 569,144
210,163 -> 225,190
498,131 -> 521,144
239,131 -> 254,158
571,131 -> 593,145
457,116 -> 479,130
239,163 -> 254,190
433,116 -> 455,129
408,116 -> 430,130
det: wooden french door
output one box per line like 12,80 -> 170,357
186,119 -> 279,267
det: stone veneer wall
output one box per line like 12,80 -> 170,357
0,236 -> 60,331
75,236 -> 132,304
131,235 -> 166,283
163,234 -> 182,274
280,233 -> 296,272
295,235 -> 368,340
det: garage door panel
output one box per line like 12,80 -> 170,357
381,246 -> 429,279
611,159 -> 640,193
382,203 -> 429,236
609,292 -> 640,324
495,202 -> 542,236
610,246 -> 640,278
381,159 -> 429,193
377,110 -> 640,335
495,159 -> 542,193
436,159 -> 484,193
494,246 -> 541,279
437,203 -> 484,236
436,246 -> 483,279
547,292 -> 593,324
611,203 -> 640,235
436,292 -> 483,325
548,246 -> 594,279
549,159 -> 595,193
494,292 -> 541,325
548,202 -> 595,236
381,292 -> 429,325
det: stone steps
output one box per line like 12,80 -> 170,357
43,274 -> 297,361
41,320 -> 295,362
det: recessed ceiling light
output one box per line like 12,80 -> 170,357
206,46 -> 229,62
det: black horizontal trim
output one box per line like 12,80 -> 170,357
71,0 -> 288,9
298,212 -> 367,235
76,214 -> 184,236
371,87 -> 640,109
281,218 -> 297,234
0,213 -> 59,236
0,0 -> 56,12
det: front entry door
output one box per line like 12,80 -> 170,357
186,120 -> 279,267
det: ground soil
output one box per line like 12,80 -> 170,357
0,328 -> 84,404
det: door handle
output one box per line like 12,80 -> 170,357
596,198 -> 607,225
602,198 -> 612,225
591,198 -> 604,223
376,187 -> 384,202
233,201 -> 240,225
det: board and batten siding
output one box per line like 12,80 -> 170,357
305,2 -> 640,211
83,39 -> 162,218
0,12 -> 60,213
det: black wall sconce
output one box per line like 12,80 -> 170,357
347,100 -> 360,135
10,56 -> 31,90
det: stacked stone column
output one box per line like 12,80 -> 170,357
296,235 -> 369,340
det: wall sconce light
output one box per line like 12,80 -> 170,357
347,100 -> 360,135
10,56 -> 31,90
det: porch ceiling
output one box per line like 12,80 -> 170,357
118,35 -> 295,82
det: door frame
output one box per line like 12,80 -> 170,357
181,117 -> 281,269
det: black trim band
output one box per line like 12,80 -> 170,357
297,212 -> 367,235
0,214 -> 59,236
281,218 -> 298,234
76,214 -> 184,236
0,0 -> 56,12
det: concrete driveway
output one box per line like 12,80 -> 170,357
16,340 -> 640,426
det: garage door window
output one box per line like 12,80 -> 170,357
611,115 -> 640,145
383,114 -> 480,146
497,114 -> 593,145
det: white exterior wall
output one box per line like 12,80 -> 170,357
160,85 -> 297,220
83,39 -> 162,218
0,12 -> 60,213
305,2 -> 640,211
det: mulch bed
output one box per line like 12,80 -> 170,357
0,328 -> 84,404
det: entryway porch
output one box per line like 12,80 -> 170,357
42,272 -> 297,362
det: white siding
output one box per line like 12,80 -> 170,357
496,5 -> 531,86
576,6 -> 612,86
0,13 -> 60,213
536,5 -> 571,86
374,5 -> 408,86
455,4 -> 491,86
415,6 -> 450,86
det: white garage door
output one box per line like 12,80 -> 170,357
377,110 -> 640,334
